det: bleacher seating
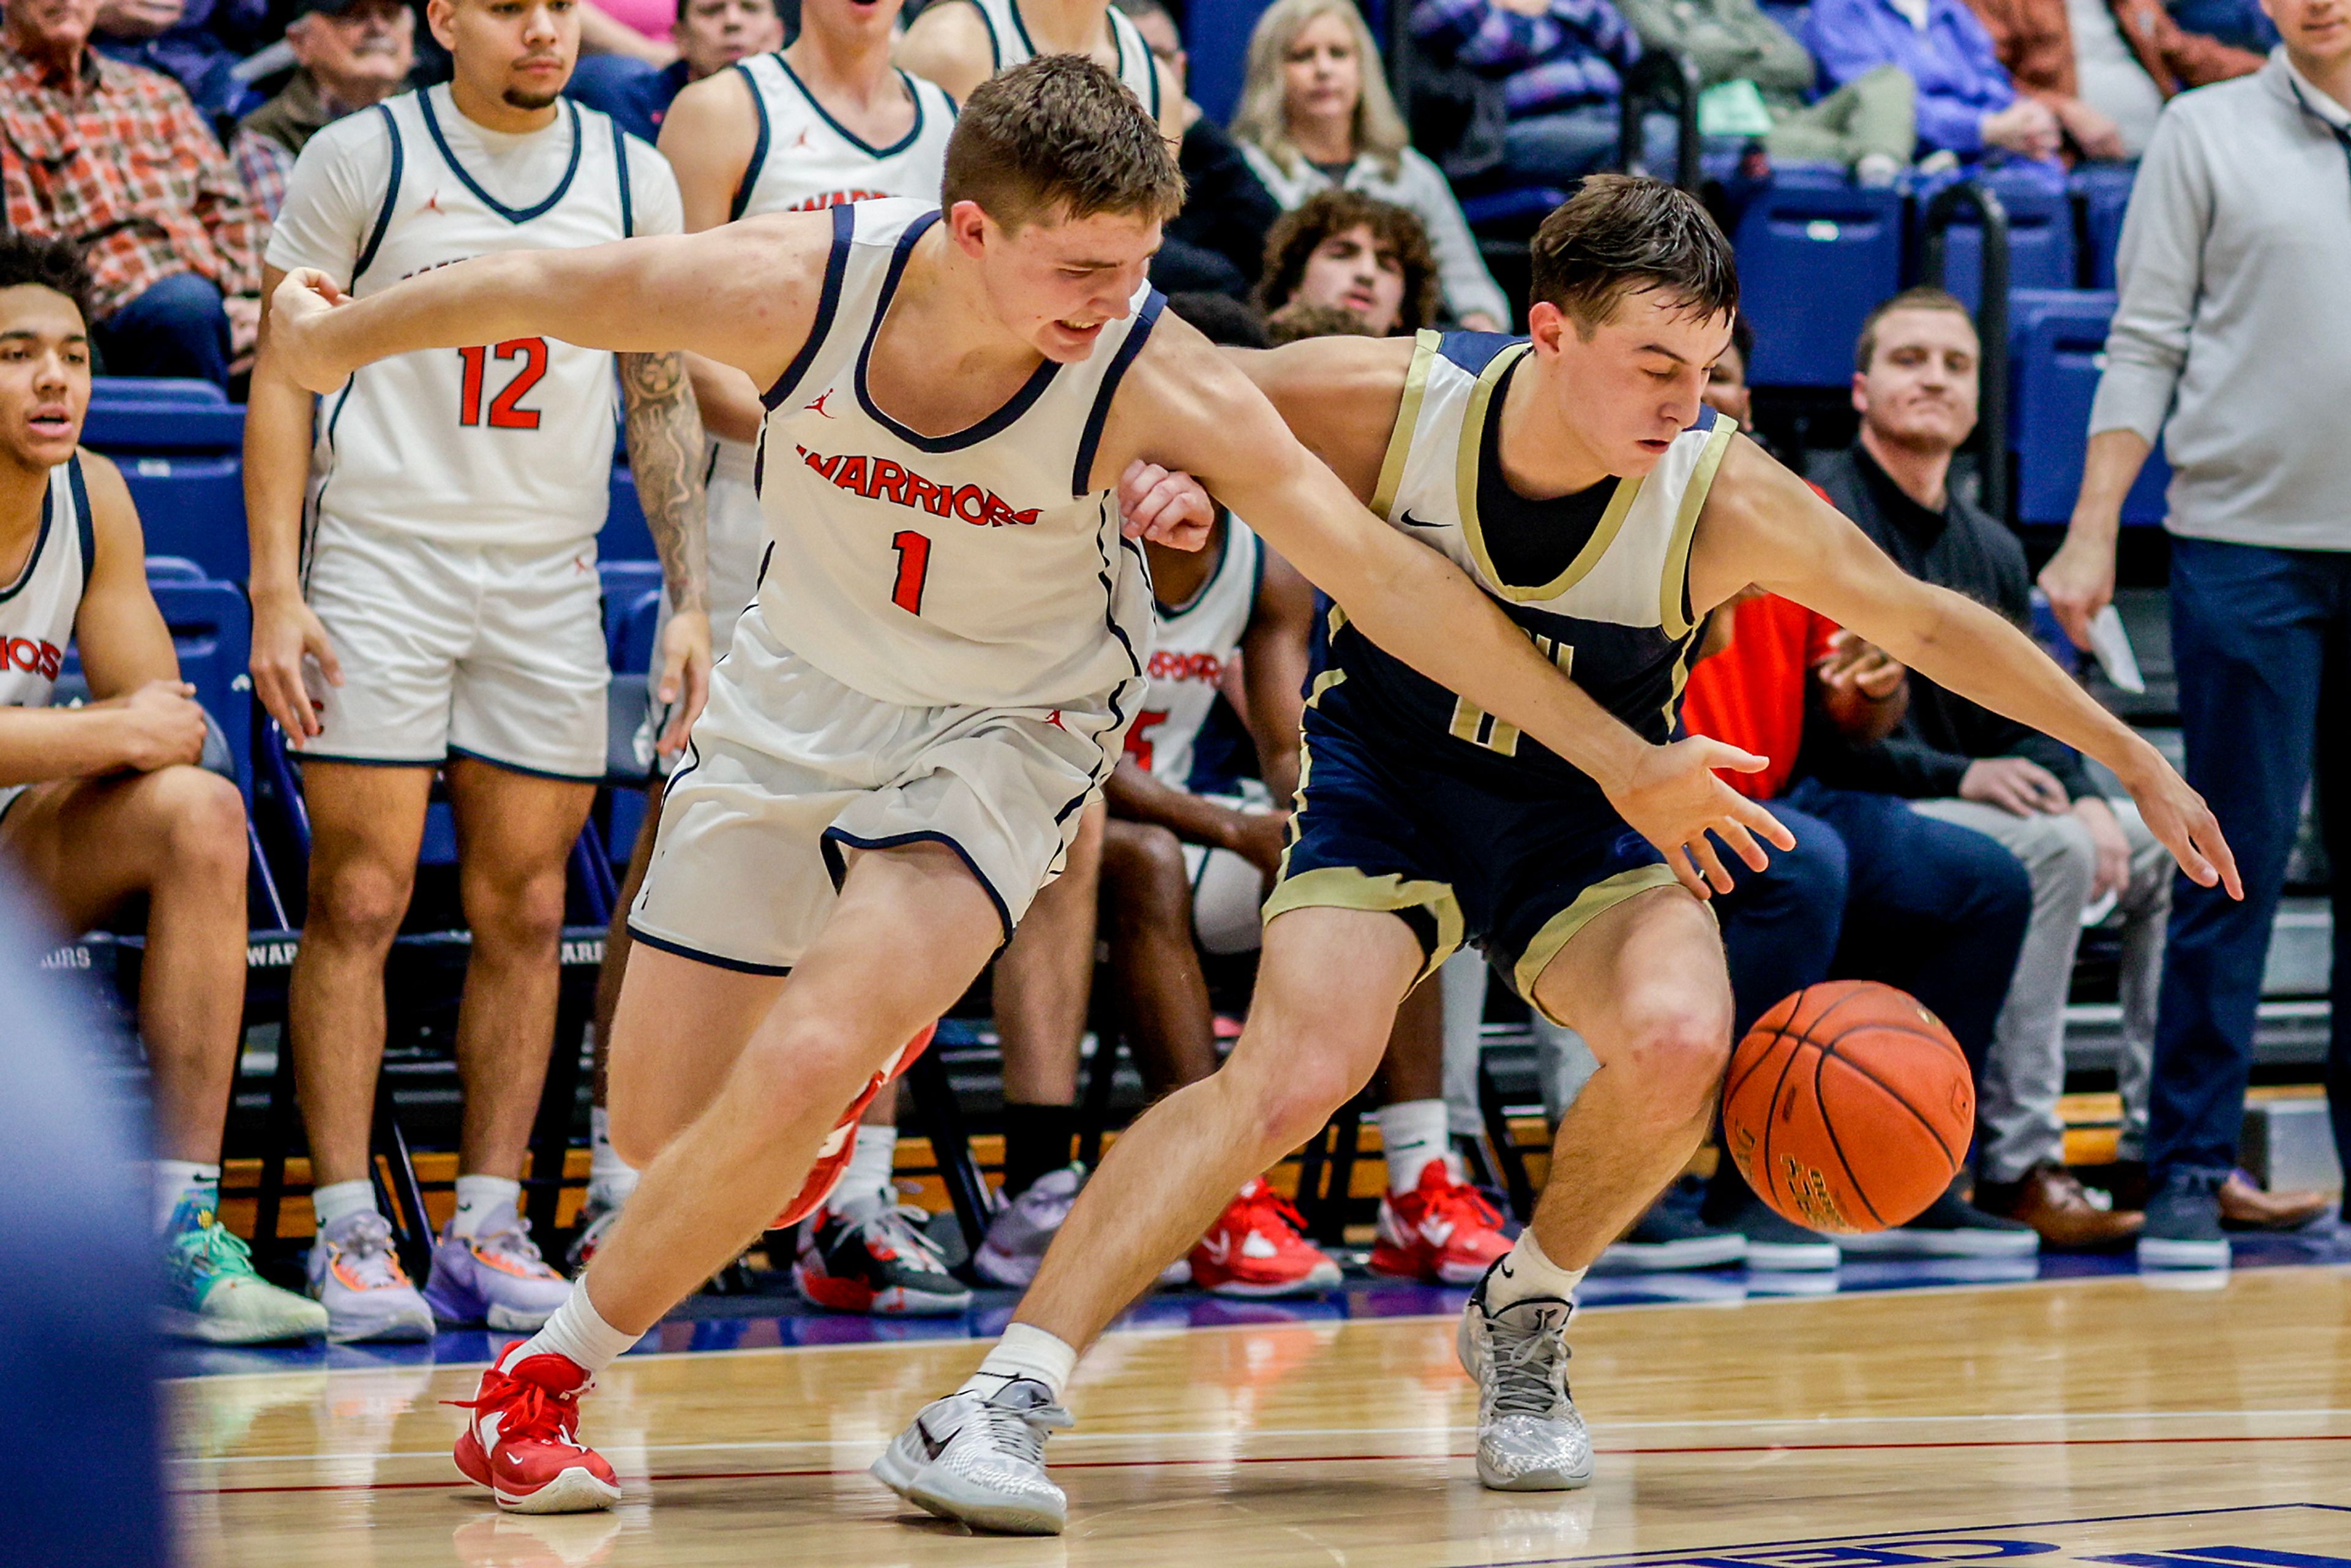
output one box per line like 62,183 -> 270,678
1734,172 -> 1907,387
84,379 -> 247,582
2073,163 -> 2136,290
1925,163 -> 2077,309
2008,288 -> 2171,527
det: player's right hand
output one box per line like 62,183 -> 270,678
2037,527 -> 2117,651
114,681 -> 208,772
268,269 -> 353,395
249,590 -> 343,746
1609,736 -> 1796,898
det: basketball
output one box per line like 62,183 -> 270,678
1721,980 -> 1974,1235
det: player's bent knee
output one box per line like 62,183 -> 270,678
737,1022 -> 884,1132
1240,1045 -> 1374,1155
307,858 -> 415,948
1618,1004 -> 1734,1114
151,767 -> 248,885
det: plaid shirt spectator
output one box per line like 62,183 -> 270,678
0,37 -> 263,319
1411,0 -> 1643,118
231,127 -> 296,224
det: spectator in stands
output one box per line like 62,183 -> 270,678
231,0 -> 416,223
1406,0 -> 1645,183
1254,190 -> 1442,337
580,0 -> 683,67
1232,0 -> 1511,329
1,0 -> 264,386
566,0 -> 782,144
1117,0 -> 1286,299
1964,0 -> 2259,159
1804,0 -> 2065,161
92,0 -> 268,126
1802,288 -> 2161,1250
2039,0 -> 2349,1265
1612,0 -> 1918,179
0,232 -> 326,1345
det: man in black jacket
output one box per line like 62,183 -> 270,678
1804,288 -> 2162,1250
1117,0 -> 1281,299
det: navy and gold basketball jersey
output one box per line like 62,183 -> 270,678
1319,330 -> 1735,802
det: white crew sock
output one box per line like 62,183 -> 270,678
587,1107 -> 639,1209
499,1282 -> 643,1378
838,1123 -> 899,1217
1377,1098 -> 1458,1195
959,1322 -> 1079,1405
154,1160 -> 220,1232
311,1178 -> 378,1231
452,1174 -> 521,1239
1485,1228 -> 1587,1311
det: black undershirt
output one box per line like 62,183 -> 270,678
1474,355 -> 1618,590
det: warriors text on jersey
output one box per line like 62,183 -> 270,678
750,199 -> 1160,711
0,456 -> 91,712
266,84 -> 684,549
1126,516 -> 1262,790
1324,330 -> 1735,803
960,0 -> 1162,119
727,53 -> 956,218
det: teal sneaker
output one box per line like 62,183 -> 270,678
163,1193 -> 331,1345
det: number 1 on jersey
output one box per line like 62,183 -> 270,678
890,530 -> 932,615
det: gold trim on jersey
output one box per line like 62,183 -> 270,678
1263,869 -> 1464,987
1453,344 -> 1644,604
1511,863 -> 1686,1024
1369,331 -> 1438,522
1658,419 -> 1738,639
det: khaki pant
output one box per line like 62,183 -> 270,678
1763,65 -> 1917,168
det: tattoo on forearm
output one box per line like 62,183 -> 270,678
621,350 -> 710,615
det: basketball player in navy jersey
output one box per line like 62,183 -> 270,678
900,174 -> 2238,1531
244,0 -> 711,1343
264,59 -> 1805,1515
0,234 -> 326,1346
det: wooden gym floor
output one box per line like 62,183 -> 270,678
171,1259 -> 2351,1567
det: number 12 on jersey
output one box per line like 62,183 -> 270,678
456,339 -> 548,429
891,530 -> 932,615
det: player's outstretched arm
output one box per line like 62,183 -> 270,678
1104,322 -> 1796,897
261,217 -> 836,397
619,350 -> 713,754
1698,435 -> 2240,897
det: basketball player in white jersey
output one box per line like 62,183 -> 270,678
900,0 -> 1176,137
882,174 -> 2240,1533
242,0 -> 711,1343
0,234 -> 326,1346
262,58 -> 1805,1515
566,0 -> 970,1315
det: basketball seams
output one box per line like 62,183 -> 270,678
1752,1033 -> 1812,1214
1810,1041 -> 1885,1229
1817,1036 -> 1972,1169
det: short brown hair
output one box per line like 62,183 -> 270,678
941,56 -> 1185,233
1529,174 -> 1738,334
1854,287 -> 1976,372
1267,301 -> 1379,344
1255,190 -> 1439,336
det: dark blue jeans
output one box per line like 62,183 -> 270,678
92,272 -> 231,388
1713,801 -> 1849,1039
2151,536 -> 2351,1182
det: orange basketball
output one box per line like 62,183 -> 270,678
1720,980 -> 1974,1235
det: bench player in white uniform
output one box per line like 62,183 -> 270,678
0,234 -> 326,1346
244,0 -> 711,1343
563,0 -> 970,1317
892,174 -> 2240,1533
261,58 -> 1780,1515
901,0 -> 1171,132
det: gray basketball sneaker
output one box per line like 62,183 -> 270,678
1456,1265 -> 1594,1491
871,1377 -> 1073,1534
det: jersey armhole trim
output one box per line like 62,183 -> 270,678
1456,342 -> 1641,604
970,0 -> 1005,70
351,102 -> 405,283
1070,289 -> 1166,495
1658,421 -> 1736,640
1369,331 -> 1438,521
1109,9 -> 1161,124
730,58 -> 771,222
761,201 -> 857,410
0,470 -> 58,606
67,455 -> 94,596
612,120 -> 635,236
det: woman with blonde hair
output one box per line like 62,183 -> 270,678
1231,0 -> 1508,329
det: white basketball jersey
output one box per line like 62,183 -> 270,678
1129,517 -> 1260,787
0,457 -> 90,710
752,199 -> 1159,709
729,53 -> 956,218
962,0 -> 1163,120
310,88 -> 642,549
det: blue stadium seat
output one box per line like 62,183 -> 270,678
2074,163 -> 2136,289
143,556 -> 206,582
614,589 -> 664,677
1733,174 -> 1906,387
148,577 -> 254,799
604,466 -> 656,563
1927,165 -> 2076,309
84,381 -> 249,582
2008,288 -> 2171,527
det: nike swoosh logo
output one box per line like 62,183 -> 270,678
1496,1259 -> 1514,1277
1397,511 -> 1445,530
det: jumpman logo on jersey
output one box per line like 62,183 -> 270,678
804,389 -> 836,418
1043,710 -> 1068,732
421,189 -> 446,216
790,127 -> 814,150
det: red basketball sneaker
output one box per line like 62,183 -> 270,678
1369,1163 -> 1513,1285
451,1346 -> 621,1514
1188,1179 -> 1342,1297
773,1022 -> 938,1231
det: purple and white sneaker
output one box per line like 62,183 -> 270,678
423,1213 -> 572,1330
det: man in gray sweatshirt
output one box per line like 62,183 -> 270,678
2040,0 -> 2351,1269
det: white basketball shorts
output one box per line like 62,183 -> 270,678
628,607 -> 1138,973
302,516 -> 609,779
1182,781 -> 1278,955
